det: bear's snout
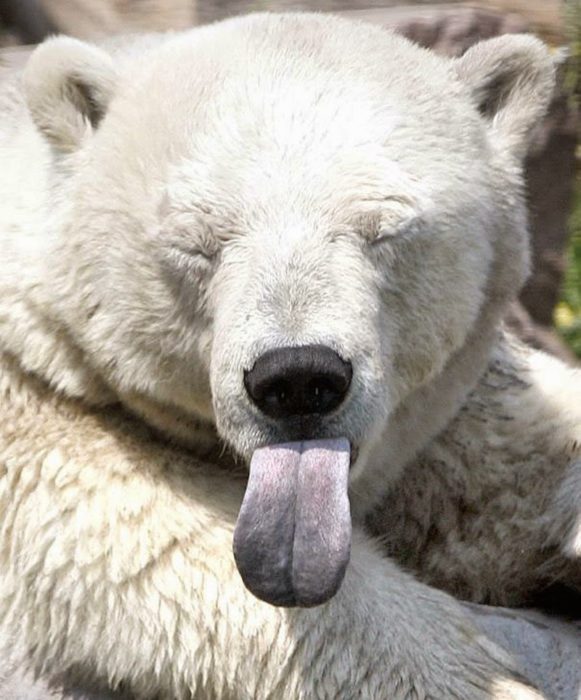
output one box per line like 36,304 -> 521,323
244,344 -> 352,420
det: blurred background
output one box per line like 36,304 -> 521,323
1,0 -> 579,361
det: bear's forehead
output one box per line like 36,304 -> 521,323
90,14 -> 488,226
112,12 -> 475,148
105,53 -> 480,180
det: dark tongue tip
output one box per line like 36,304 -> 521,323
233,437 -> 351,608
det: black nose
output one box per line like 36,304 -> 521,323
244,345 -> 352,419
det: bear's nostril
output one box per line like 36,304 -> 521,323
244,345 -> 352,419
259,379 -> 293,413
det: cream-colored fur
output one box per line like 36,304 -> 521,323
0,12 -> 579,699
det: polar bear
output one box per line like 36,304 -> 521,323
1,10 -> 580,699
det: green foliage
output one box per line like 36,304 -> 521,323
556,182 -> 581,356
564,0 -> 581,108
554,2 -> 581,356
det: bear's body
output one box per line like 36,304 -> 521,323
370,336 -> 581,606
0,12 -> 580,699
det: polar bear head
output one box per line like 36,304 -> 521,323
21,13 -> 554,605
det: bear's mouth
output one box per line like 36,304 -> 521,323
233,438 -> 352,607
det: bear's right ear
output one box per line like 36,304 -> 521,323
454,34 -> 555,160
24,37 -> 117,154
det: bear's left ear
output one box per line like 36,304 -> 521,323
454,34 -> 555,159
24,36 -> 117,155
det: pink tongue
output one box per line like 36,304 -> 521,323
233,438 -> 351,607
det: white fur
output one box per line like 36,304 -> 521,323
0,12 -> 578,698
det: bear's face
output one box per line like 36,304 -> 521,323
23,14 -> 554,605
24,15 -> 544,463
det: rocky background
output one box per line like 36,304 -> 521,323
0,0 -> 579,362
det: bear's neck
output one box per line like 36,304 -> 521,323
116,389 -> 225,459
